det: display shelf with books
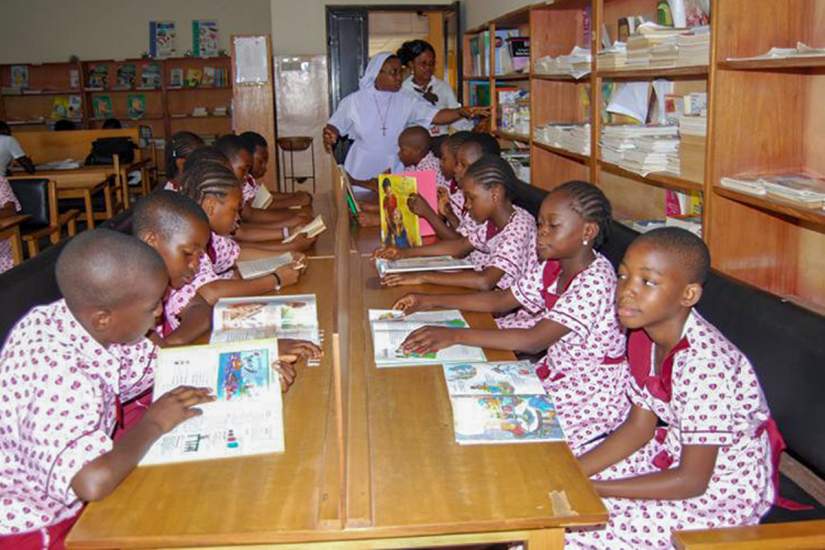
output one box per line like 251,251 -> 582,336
599,159 -> 703,193
596,65 -> 708,79
534,141 -> 591,164
0,61 -> 84,127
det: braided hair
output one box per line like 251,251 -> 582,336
463,154 -> 517,201
444,131 -> 473,155
180,159 -> 240,204
182,145 -> 229,173
550,180 -> 613,249
164,131 -> 204,179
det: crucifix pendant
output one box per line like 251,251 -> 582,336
381,125 -> 386,136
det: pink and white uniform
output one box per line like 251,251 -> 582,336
0,176 -> 22,273
463,205 -> 536,290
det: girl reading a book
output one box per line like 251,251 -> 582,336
324,52 -> 487,191
394,181 -> 630,453
375,155 -> 536,292
239,131 -> 313,208
164,131 -> 204,191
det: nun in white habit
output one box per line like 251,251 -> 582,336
324,52 -> 486,188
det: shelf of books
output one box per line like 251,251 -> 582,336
0,56 -> 232,147
707,0 -> 825,312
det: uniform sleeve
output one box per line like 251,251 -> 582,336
166,257 -> 221,319
113,338 -> 158,401
482,219 -> 534,289
628,375 -> 655,411
510,262 -> 545,313
7,137 -> 25,160
328,94 -> 355,137
546,269 -> 610,342
408,95 -> 440,128
677,355 -> 736,446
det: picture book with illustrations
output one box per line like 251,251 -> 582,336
368,309 -> 486,367
50,96 -> 82,121
115,64 -> 137,89
397,170 -> 438,237
10,65 -> 28,89
169,68 -> 184,88
140,339 -> 284,466
86,64 -> 109,89
92,95 -> 113,119
127,94 -> 146,119
140,63 -> 162,89
378,174 -> 422,248
375,256 -> 475,278
443,361 -> 566,445
185,68 -> 203,88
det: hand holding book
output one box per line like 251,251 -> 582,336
399,325 -> 460,355
143,386 -> 216,434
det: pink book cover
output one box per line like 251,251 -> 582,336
400,170 -> 438,237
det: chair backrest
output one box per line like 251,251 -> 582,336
8,177 -> 53,227
14,128 -> 142,164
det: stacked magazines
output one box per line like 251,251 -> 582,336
443,361 -> 566,445
375,256 -> 475,278
720,172 -> 825,208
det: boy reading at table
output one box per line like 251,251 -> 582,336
375,155 -> 536,292
163,131 -> 204,191
396,182 -> 629,452
240,131 -> 313,208
0,175 -> 22,273
0,229 -> 215,548
566,227 -> 776,549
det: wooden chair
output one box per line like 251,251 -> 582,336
8,177 -> 79,257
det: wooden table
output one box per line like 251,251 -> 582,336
21,167 -> 117,229
0,214 -> 30,267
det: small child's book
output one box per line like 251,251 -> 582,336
10,65 -> 29,89
443,361 -> 566,445
368,309 -> 486,367
140,62 -> 162,89
87,64 -> 109,89
185,68 -> 203,88
169,68 -> 184,88
115,64 -> 137,89
127,94 -> 146,119
375,256 -> 475,278
140,339 -> 284,466
202,66 -> 216,87
236,252 -> 297,280
283,214 -> 326,243
251,184 -> 274,209
398,170 -> 438,237
378,174 -> 422,248
92,95 -> 113,119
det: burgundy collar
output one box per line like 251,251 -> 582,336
627,329 -> 690,402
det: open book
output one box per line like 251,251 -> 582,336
443,361 -> 566,445
369,309 -> 486,367
375,256 -> 475,278
251,185 -> 274,209
283,214 -> 326,243
140,339 -> 284,466
236,252 -> 298,280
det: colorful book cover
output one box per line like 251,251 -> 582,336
127,94 -> 146,119
50,96 -> 72,120
443,361 -> 546,396
169,68 -> 184,88
140,62 -> 162,89
87,64 -> 108,89
450,394 -> 566,445
192,19 -> 219,57
149,21 -> 176,59
92,95 -> 113,119
185,68 -> 203,88
115,64 -> 136,89
202,66 -> 216,87
378,174 -> 422,248
10,65 -> 28,88
398,170 -> 438,237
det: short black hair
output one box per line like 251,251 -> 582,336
215,134 -> 247,162
183,145 -> 229,174
465,132 -> 501,156
132,190 -> 209,241
399,125 -> 431,150
239,131 -> 267,152
165,131 -> 204,179
430,135 -> 447,158
549,181 -> 613,249
53,119 -> 76,131
397,40 -> 436,65
56,228 -> 166,309
633,227 -> 711,284
0,121 -> 12,135
102,118 -> 122,129
463,154 -> 516,200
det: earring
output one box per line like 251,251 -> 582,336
582,239 -> 589,245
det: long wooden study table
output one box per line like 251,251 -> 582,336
67,189 -> 607,549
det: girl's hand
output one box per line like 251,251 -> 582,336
288,233 -> 318,252
323,125 -> 340,153
279,338 -> 323,360
400,326 -> 456,354
393,293 -> 431,313
271,359 -> 297,392
437,190 -> 453,217
288,213 -> 313,228
275,263 -> 303,287
381,273 -> 422,287
407,193 -> 435,217
143,386 -> 215,433
291,252 -> 308,270
373,246 -> 405,260
293,191 -> 313,206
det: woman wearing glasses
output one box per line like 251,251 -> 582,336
324,52 -> 486,191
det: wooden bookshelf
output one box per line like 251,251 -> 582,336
599,161 -> 703,193
714,187 -> 825,227
596,65 -> 709,79
718,56 -> 825,71
0,56 -> 233,145
495,129 -> 530,143
534,141 -> 591,164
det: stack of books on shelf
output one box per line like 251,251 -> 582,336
502,149 -> 531,182
626,23 -> 687,68
677,92 -> 707,183
597,43 -> 627,70
677,26 -> 710,66
534,123 -> 591,156
534,47 -> 591,79
720,173 -> 825,209
600,125 -> 679,176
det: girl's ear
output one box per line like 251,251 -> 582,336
582,221 -> 599,246
201,195 -> 218,217
175,157 -> 186,174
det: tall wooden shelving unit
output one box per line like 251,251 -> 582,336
474,0 -> 825,314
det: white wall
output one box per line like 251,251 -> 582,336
462,0 -> 534,30
0,0 -> 271,64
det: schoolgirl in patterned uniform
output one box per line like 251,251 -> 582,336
396,181 -> 629,452
0,175 -> 22,273
162,131 -> 204,191
376,155 -> 536,292
0,230 -> 214,549
239,131 -> 313,209
566,228 -> 777,549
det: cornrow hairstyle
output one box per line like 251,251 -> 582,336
214,133 -> 246,162
445,131 -> 473,155
239,131 -> 267,152
396,39 -> 436,66
463,154 -> 517,201
465,132 -> 501,156
182,145 -> 229,174
180,160 -> 240,204
634,227 -> 710,284
165,131 -> 204,179
132,190 -> 209,241
550,180 -> 613,249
